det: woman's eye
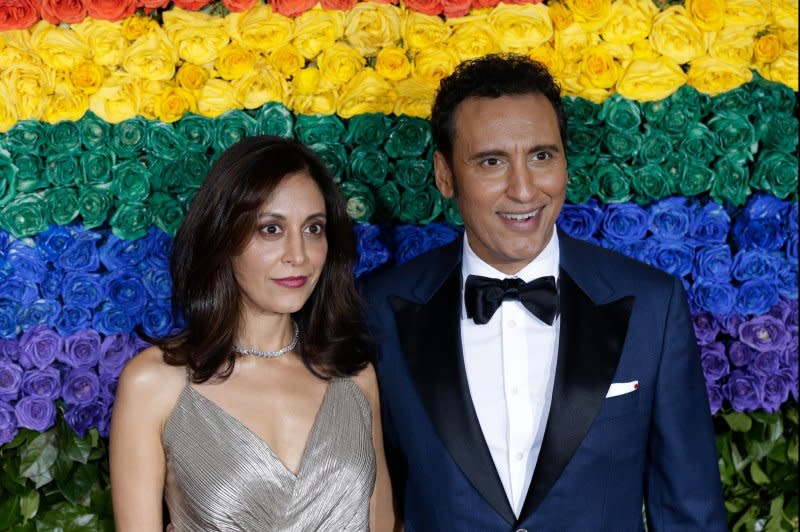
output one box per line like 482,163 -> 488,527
261,224 -> 282,235
305,223 -> 325,235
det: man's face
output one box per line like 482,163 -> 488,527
434,93 -> 568,275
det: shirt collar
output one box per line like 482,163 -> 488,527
462,227 -> 560,285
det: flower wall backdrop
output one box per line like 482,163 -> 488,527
0,0 -> 797,529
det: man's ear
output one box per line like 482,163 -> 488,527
433,151 -> 455,199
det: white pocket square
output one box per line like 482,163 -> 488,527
606,380 -> 639,398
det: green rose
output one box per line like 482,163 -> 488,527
756,113 -> 798,153
392,158 -> 432,191
566,125 -> 602,168
598,94 -> 641,133
111,117 -> 148,159
110,201 -> 150,240
78,187 -> 112,228
1,193 -> 48,238
148,158 -> 184,193
398,185 -> 442,224
147,123 -> 188,163
45,186 -> 79,225
78,112 -> 111,150
631,163 -> 672,202
384,117 -> 432,159
13,153 -> 45,193
677,159 -> 714,196
176,114 -> 216,153
255,102 -> 294,138
707,111 -> 757,159
566,167 -> 597,204
347,146 -> 388,187
45,154 -> 80,187
710,85 -> 755,117
603,129 -> 641,162
593,157 -> 633,203
214,110 -> 259,153
295,114 -> 345,145
710,155 -> 750,206
679,124 -> 719,165
376,181 -> 401,219
309,142 -> 346,181
442,197 -> 463,226
636,127 -> 674,165
751,75 -> 795,116
339,180 -> 375,222
667,84 -> 710,119
181,153 -> 211,189
659,107 -> 695,138
564,96 -> 601,126
0,148 -> 17,206
149,192 -> 184,236
345,114 -> 391,147
5,121 -> 45,155
641,99 -> 670,124
45,121 -> 82,157
112,160 -> 151,202
751,150 -> 798,199
79,148 -> 114,187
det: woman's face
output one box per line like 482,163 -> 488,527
231,171 -> 328,319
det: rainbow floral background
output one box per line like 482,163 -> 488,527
0,0 -> 797,529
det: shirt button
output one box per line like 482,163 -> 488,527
516,529 -> 528,532
515,452 -> 524,461
508,319 -> 517,328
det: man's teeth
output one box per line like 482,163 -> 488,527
501,209 -> 540,221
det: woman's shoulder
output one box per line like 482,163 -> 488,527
117,346 -> 187,411
349,363 -> 379,408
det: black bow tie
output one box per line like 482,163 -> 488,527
464,274 -> 559,325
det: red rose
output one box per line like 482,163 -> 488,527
41,0 -> 86,24
321,0 -> 357,10
84,0 -> 136,20
271,0 -> 317,17
370,0 -> 399,4
138,0 -> 170,9
404,0 -> 441,15
172,0 -> 212,9
441,0 -> 470,17
471,0 -> 499,7
222,0 -> 258,11
0,0 -> 39,31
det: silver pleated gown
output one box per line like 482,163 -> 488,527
162,378 -> 375,531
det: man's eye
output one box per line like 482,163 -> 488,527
532,151 -> 552,161
482,158 -> 502,167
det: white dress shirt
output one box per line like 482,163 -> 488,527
461,229 -> 561,516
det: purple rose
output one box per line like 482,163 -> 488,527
738,315 -> 789,352
99,234 -> 149,270
786,299 -> 798,332
104,270 -> 147,313
767,298 -> 792,322
692,245 -> 732,282
21,368 -> 61,399
18,325 -> 63,370
98,334 -> 136,376
692,311 -> 720,345
750,350 -> 780,376
0,339 -> 20,361
99,373 -> 118,405
720,314 -> 745,337
0,360 -> 23,401
354,224 -> 391,277
691,279 -> 736,315
725,370 -> 764,411
557,200 -> 604,241
14,396 -> 56,431
690,202 -> 730,244
60,329 -> 102,368
0,401 -> 18,445
728,341 -> 756,367
394,224 -> 461,265
646,239 -> 694,277
8,240 -> 48,283
65,402 -> 106,437
17,299 -> 61,329
61,272 -> 104,309
762,373 -> 792,412
700,342 -> 730,382
600,203 -> 649,245
705,383 -> 724,414
54,305 -> 92,337
35,226 -> 75,262
735,279 -> 780,315
731,249 -> 780,282
648,197 -> 693,241
61,369 -> 100,405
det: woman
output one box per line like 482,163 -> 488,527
110,136 -> 394,531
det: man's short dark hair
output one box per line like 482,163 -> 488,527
431,53 -> 567,164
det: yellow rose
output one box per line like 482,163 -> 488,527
779,28 -> 797,49
375,47 -> 412,81
578,43 -> 620,89
528,43 -> 565,79
412,45 -> 459,87
232,64 -> 287,109
722,0 -> 768,29
163,8 -> 230,65
70,62 -> 107,94
393,78 -> 435,118
71,19 -> 127,68
0,81 -> 17,133
649,6 -> 706,65
567,0 -> 612,30
122,16 -> 159,41
43,75 -> 87,123
292,67 -> 321,94
1,63 -> 54,119
176,63 -> 210,90
226,5 -> 294,52
601,0 -> 657,46
157,86 -> 197,123
446,19 -> 500,62
267,43 -> 303,77
489,4 -> 553,52
708,27 -> 754,67
758,49 -> 798,90
770,0 -> 798,30
344,3 -> 402,56
31,21 -> 91,71
293,8 -> 345,60
197,78 -> 237,117
122,28 -> 179,81
687,55 -> 752,96
0,46 -> 36,70
215,42 -> 258,80
685,0 -> 725,32
337,68 -> 397,118
317,42 -> 366,86
555,22 -> 599,61
138,80 -> 166,120
0,28 -> 31,51
547,2 -> 574,30
402,11 -> 451,53
289,76 -> 338,115
616,57 -> 687,100
88,72 -> 141,123
631,38 -> 660,60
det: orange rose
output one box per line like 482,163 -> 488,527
0,0 -> 40,31
473,0 -> 501,8
85,0 -> 136,21
139,0 -> 170,8
273,0 -> 318,17
223,0 -> 259,11
321,0 -> 358,9
441,0 -> 471,18
41,0 -> 86,24
173,0 -> 212,9
405,0 -> 442,16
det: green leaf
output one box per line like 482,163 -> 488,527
732,505 -> 759,532
58,426 -> 93,465
724,412 -> 753,432
58,463 -> 99,506
36,502 -> 102,532
0,495 -> 20,531
765,495 -> 785,532
746,438 -> 775,462
19,490 -> 39,521
731,441 -> 750,472
787,434 -> 798,465
767,416 -> 784,442
18,432 -> 58,489
786,406 -> 798,425
750,461 -> 769,485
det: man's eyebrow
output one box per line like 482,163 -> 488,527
257,212 -> 327,220
470,144 -> 563,159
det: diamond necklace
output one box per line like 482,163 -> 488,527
233,321 -> 300,358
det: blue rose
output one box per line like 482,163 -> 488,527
778,265 -> 798,299
0,301 -> 20,339
690,202 -> 730,244
35,226 -> 75,262
557,200 -> 604,241
8,241 -> 47,283
143,227 -> 173,269
648,197 -> 693,241
786,232 -> 797,262
691,279 -> 737,315
700,342 -> 729,382
93,304 -> 137,336
65,402 -> 106,437
731,249 -> 780,282
354,224 -> 391,277
788,202 -> 798,233
54,305 -> 92,337
0,278 -> 39,305
744,194 -> 789,219
692,244 -> 732,282
58,235 -> 102,272
0,360 -> 23,402
394,224 -> 461,265
141,268 -> 173,300
98,334 -> 137,376
21,368 -> 61,399
104,270 -> 147,313
600,203 -> 649,245
40,270 -> 64,300
0,258 -> 13,283
734,217 -> 785,251
0,401 -> 18,445
17,299 -> 61,329
142,302 -> 174,338
15,395 -> 56,431
725,370 -> 764,411
99,234 -> 150,270
645,239 -> 694,278
62,272 -> 104,309
735,279 -> 779,315
61,368 -> 100,405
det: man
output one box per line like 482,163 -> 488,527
360,54 -> 726,530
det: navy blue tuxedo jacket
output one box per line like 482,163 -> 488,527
360,231 -> 726,531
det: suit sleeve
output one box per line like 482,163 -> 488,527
644,277 -> 727,531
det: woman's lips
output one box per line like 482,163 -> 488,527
273,276 -> 308,288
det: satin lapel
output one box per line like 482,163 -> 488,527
518,269 -> 634,520
389,268 -> 516,525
